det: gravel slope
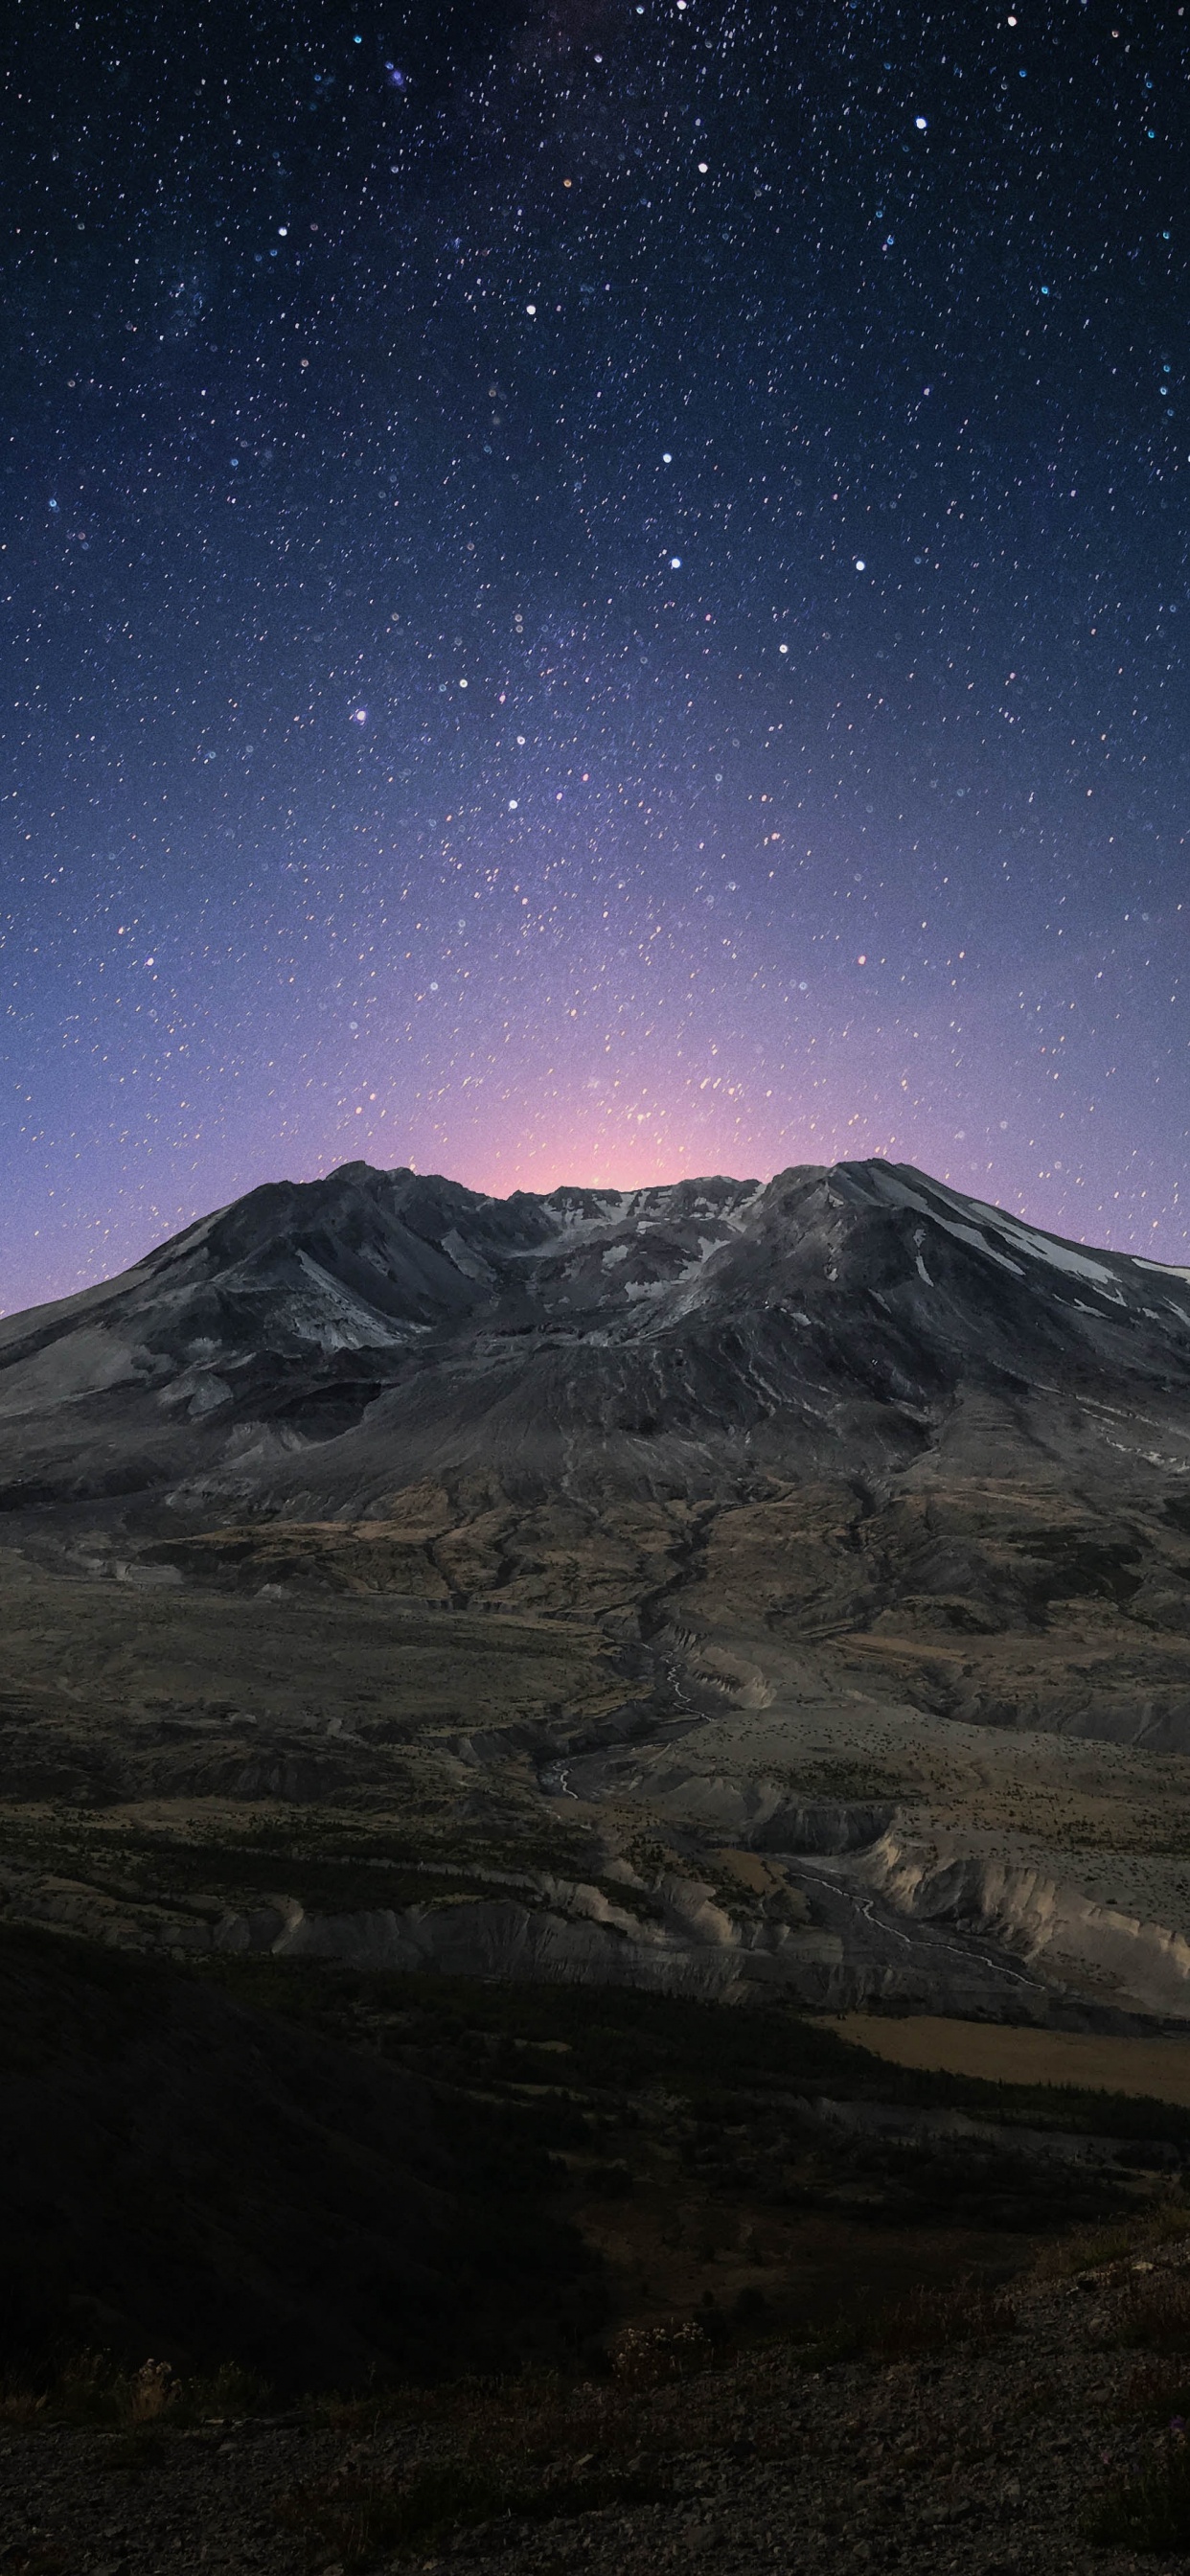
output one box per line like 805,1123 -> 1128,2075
7,2233 -> 1190,2576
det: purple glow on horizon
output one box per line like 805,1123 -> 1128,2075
2,2 -> 1186,1314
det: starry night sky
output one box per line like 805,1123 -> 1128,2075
3,0 -> 1188,1313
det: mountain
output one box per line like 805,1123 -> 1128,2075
4,1158 -> 1190,2034
3,1155 -> 1190,1523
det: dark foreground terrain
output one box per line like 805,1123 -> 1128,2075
11,2209 -> 1190,2575
4,1920 -> 1187,2386
6,1923 -> 1190,2568
0,1924 -> 598,2393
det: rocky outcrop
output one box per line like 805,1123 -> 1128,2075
269,1887 -> 844,1998
0,1852 -> 845,2002
861,1826 -> 1190,2018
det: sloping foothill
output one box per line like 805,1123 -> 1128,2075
0,1920 -> 598,2394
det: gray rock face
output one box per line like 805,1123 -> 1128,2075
3,1155 -> 1190,1517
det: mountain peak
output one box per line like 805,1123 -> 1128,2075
2,1156 -> 1189,1525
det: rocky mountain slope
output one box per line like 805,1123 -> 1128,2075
4,1156 -> 1190,2027
3,1155 -> 1190,1515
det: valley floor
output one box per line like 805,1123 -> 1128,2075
832,2015 -> 1190,2106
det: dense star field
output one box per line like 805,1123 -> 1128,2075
1,0 -> 1187,1312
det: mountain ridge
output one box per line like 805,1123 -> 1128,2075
4,1154 -> 1190,1526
